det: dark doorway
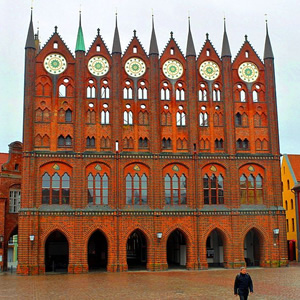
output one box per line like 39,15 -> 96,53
244,229 -> 260,267
288,240 -> 296,261
45,231 -> 69,272
167,229 -> 186,268
126,230 -> 147,270
206,229 -> 224,268
88,230 -> 108,271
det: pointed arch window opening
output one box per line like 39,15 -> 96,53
88,172 -> 109,205
212,90 -> 221,102
252,90 -> 258,102
240,90 -> 246,102
42,172 -> 70,205
214,138 -> 224,150
126,173 -> 148,205
176,111 -> 186,126
162,137 -> 172,149
86,136 -> 96,148
87,86 -> 96,98
176,88 -> 185,101
240,173 -> 263,204
123,87 -> 133,99
58,135 -> 72,147
65,108 -> 72,122
101,110 -> 110,124
199,112 -> 208,127
199,88 -> 208,102
203,173 -> 224,204
124,111 -> 133,125
161,83 -> 171,100
138,87 -> 148,100
236,138 -> 249,150
164,173 -> 187,205
138,137 -> 149,149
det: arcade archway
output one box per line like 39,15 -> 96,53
126,230 -> 147,270
45,231 -> 69,272
244,229 -> 261,267
206,229 -> 224,268
88,230 -> 108,271
167,229 -> 187,269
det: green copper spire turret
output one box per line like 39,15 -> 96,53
75,11 -> 85,52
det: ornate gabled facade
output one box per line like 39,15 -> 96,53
17,10 -> 287,275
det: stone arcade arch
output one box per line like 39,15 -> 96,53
167,229 -> 187,269
206,229 -> 225,268
244,228 -> 263,267
45,230 -> 69,272
126,229 -> 147,270
88,230 -> 108,271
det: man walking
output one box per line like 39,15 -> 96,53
234,267 -> 253,299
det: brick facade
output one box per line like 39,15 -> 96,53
17,12 -> 288,275
0,142 -> 22,271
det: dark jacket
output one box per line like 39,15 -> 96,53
234,273 -> 253,295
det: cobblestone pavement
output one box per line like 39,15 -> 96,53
1,266 -> 300,299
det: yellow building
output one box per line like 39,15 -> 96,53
281,154 -> 300,261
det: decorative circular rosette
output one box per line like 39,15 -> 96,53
238,62 -> 259,83
125,57 -> 146,78
199,61 -> 220,81
163,59 -> 184,79
43,53 -> 67,75
88,56 -> 109,76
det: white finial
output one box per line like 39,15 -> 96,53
31,0 -> 34,9
265,13 -> 268,23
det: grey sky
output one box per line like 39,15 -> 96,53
0,0 -> 299,154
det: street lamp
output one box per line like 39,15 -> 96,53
273,228 -> 279,246
29,235 -> 35,242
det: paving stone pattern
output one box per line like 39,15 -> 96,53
1,266 -> 300,299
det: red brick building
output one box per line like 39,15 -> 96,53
0,142 -> 22,271
17,10 -> 287,275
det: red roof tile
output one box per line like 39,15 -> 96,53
287,154 -> 300,182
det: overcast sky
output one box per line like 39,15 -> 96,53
0,0 -> 299,154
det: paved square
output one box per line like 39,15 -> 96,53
1,266 -> 300,299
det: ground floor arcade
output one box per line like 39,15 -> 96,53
16,210 -> 288,275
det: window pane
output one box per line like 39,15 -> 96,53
42,189 -> 50,204
134,190 -> 139,204
173,190 -> 179,204
211,175 -> 216,188
256,175 -> 262,188
204,190 -> 209,204
240,190 -> 247,204
248,175 -> 255,188
141,190 -> 147,204
173,175 -> 179,189
211,189 -> 217,204
62,173 -> 70,188
134,174 -> 139,189
62,189 -> 69,204
88,189 -> 93,203
88,174 -> 93,188
165,190 -> 171,204
218,190 -> 224,204
52,173 -> 60,188
180,190 -> 187,204
256,190 -> 263,204
42,173 -> 51,188
52,189 -> 59,204
203,176 -> 209,188
95,174 -> 101,188
248,190 -> 255,204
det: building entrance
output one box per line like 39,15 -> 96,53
88,230 -> 107,271
167,230 -> 186,268
206,229 -> 224,268
45,231 -> 69,272
126,230 -> 147,270
244,229 -> 260,267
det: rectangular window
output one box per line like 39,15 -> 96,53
9,190 -> 21,213
286,219 -> 289,232
292,218 -> 295,232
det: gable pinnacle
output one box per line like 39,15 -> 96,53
264,20 -> 274,59
25,8 -> 35,49
186,17 -> 196,57
221,18 -> 231,58
112,13 -> 122,54
149,14 -> 159,55
75,11 -> 85,52
97,28 -> 100,36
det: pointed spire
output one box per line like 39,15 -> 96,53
221,18 -> 231,57
75,11 -> 85,52
25,8 -> 35,49
264,20 -> 274,59
149,14 -> 159,55
186,17 -> 196,57
112,13 -> 122,54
